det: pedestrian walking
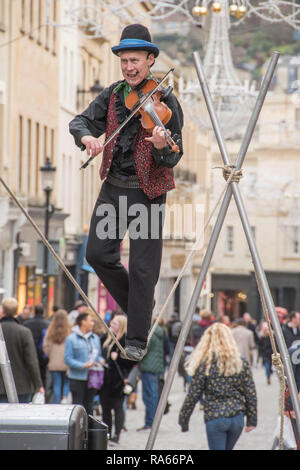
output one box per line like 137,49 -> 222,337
166,312 -> 182,363
232,318 -> 256,365
100,315 -> 133,445
68,300 -> 88,327
0,298 -> 44,403
257,322 -> 273,384
69,23 -> 184,362
155,316 -> 171,414
42,309 -> 72,404
137,320 -> 165,431
179,322 -> 257,450
243,312 -> 259,345
64,313 -> 104,415
23,304 -> 50,387
189,309 -> 214,348
17,304 -> 33,324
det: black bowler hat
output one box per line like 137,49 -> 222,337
111,23 -> 160,58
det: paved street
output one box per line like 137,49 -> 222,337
114,364 -> 280,451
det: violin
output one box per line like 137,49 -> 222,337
125,78 -> 180,153
80,69 -> 177,170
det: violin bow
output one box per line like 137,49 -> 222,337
80,67 -> 175,170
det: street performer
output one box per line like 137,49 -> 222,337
69,24 -> 184,361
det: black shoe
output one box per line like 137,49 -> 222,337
109,435 -> 120,446
121,345 -> 147,362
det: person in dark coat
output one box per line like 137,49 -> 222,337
100,315 -> 133,445
190,309 -> 214,348
166,312 -> 182,362
138,321 -> 165,431
24,304 -> 50,387
258,322 -> 273,384
287,340 -> 300,442
282,311 -> 300,349
0,298 -> 44,403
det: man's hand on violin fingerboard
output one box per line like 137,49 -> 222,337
145,126 -> 170,150
81,135 -> 104,158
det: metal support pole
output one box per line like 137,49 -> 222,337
0,324 -> 19,403
193,50 -> 300,434
146,51 -> 285,450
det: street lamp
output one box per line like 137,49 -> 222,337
40,157 -> 56,313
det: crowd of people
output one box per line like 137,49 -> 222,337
0,297 -> 171,446
0,296 -> 299,449
177,307 -> 300,449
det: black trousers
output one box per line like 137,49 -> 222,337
86,181 -> 166,348
100,388 -> 124,438
69,379 -> 96,416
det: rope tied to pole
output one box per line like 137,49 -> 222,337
272,352 -> 286,450
254,269 -> 287,450
214,165 -> 244,183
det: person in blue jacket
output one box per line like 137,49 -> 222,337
65,312 -> 104,415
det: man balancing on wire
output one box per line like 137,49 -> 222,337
69,24 -> 184,361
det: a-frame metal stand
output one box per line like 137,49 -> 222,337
146,51 -> 300,450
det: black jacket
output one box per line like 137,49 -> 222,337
0,317 -> 43,395
282,323 -> 300,349
69,81 -> 184,174
258,335 -> 273,363
100,334 -> 133,398
23,316 -> 50,349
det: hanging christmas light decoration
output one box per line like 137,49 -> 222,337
46,0 -> 300,35
45,0 -> 300,137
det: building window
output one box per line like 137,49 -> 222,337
286,65 -> 298,94
35,122 -> 40,195
29,0 -> 34,38
50,128 -> 55,162
226,226 -> 234,253
0,0 -> 6,30
245,172 -> 257,198
296,109 -> 300,130
20,0 -> 26,32
44,125 -> 48,158
292,227 -> 299,255
52,0 -> 57,54
37,0 -> 42,44
27,118 -> 32,194
18,115 -> 23,191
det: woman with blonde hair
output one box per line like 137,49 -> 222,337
179,322 -> 257,450
43,309 -> 72,404
100,315 -> 133,445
